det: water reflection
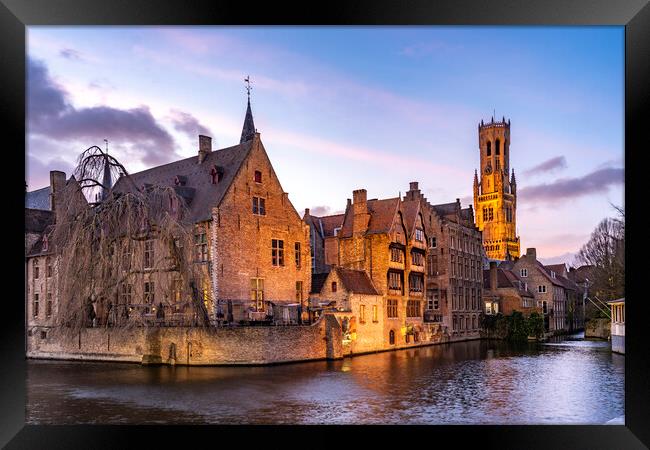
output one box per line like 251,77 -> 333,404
26,334 -> 624,424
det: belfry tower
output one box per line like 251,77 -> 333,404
473,116 -> 520,260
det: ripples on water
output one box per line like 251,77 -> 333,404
26,332 -> 624,425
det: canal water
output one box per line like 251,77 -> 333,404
26,332 -> 624,425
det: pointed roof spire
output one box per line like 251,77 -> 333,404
101,139 -> 112,201
474,169 -> 479,185
511,168 -> 516,183
240,75 -> 256,144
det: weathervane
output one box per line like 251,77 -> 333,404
244,75 -> 252,100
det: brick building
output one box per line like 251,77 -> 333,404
545,263 -> 583,332
482,261 -> 540,317
26,172 -> 87,337
111,99 -> 312,325
509,248 -> 579,334
309,266 -> 384,354
303,209 -> 344,274
420,192 -> 484,342
27,98 -> 312,330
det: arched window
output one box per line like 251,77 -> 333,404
495,139 -> 501,155
486,141 -> 492,156
389,329 -> 395,345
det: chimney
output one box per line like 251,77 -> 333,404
526,248 -> 537,260
352,189 -> 367,213
490,261 -> 498,291
352,189 -> 370,234
304,208 -> 310,218
49,170 -> 66,214
407,181 -> 420,200
198,135 -> 212,164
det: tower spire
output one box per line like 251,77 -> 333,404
240,75 -> 256,144
101,138 -> 112,201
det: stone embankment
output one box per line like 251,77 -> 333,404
27,314 -> 343,366
584,318 -> 610,340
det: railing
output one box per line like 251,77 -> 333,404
587,296 -> 612,319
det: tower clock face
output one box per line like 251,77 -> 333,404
484,165 -> 492,175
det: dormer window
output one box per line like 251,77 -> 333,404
210,166 -> 224,184
42,235 -> 49,252
174,175 -> 187,186
254,170 -> 262,183
551,271 -> 556,279
333,227 -> 341,236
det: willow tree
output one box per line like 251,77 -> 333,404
51,146 -> 210,333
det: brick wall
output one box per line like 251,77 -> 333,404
27,314 -> 342,365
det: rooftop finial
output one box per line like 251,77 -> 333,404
104,138 -> 108,154
244,75 -> 252,101
240,76 -> 256,144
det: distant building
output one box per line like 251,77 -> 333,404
473,117 -> 520,260
482,261 -> 540,317
544,263 -> 583,332
608,298 -> 625,354
303,209 -> 344,274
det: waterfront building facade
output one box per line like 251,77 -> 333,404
303,209 -> 344,275
482,261 -> 540,317
26,99 -> 312,333
473,117 -> 520,260
418,190 -> 484,342
510,248 -> 578,334
608,298 -> 625,354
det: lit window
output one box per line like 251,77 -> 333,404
250,278 -> 264,310
295,281 -> 303,303
360,305 -> 366,323
372,305 -> 378,322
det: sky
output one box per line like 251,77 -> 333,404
26,26 -> 624,265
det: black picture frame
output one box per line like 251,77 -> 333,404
3,0 -> 648,448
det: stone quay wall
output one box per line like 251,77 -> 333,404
584,318 -> 611,340
27,314 -> 342,366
